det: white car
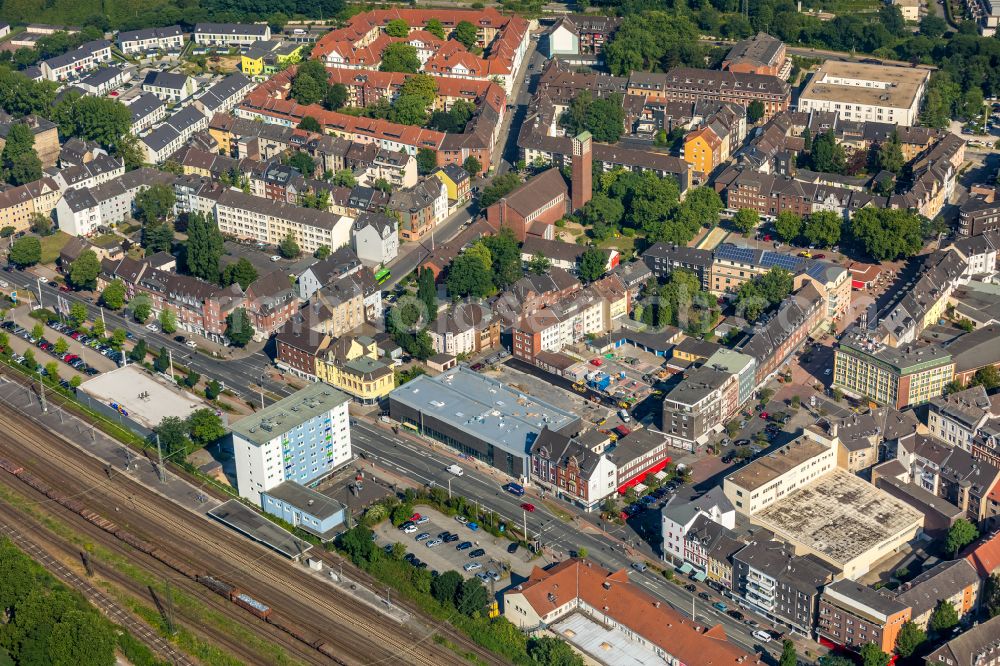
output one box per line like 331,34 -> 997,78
426,539 -> 442,548
146,323 -> 158,332
38,277 -> 48,283
752,630 -> 772,643
402,524 -> 418,534
186,340 -> 197,348
824,368 -> 831,375
270,255 -> 282,262
416,516 -> 429,524
455,515 -> 468,525
463,562 -> 482,572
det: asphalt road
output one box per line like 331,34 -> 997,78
350,420 -> 785,659
3,268 -> 295,402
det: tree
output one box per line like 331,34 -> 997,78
456,578 -> 488,616
400,73 -> 437,106
578,247 -> 607,282
128,338 -> 147,363
91,319 -> 105,338
425,19 -> 446,40
747,100 -> 765,123
732,208 -> 759,235
279,232 -> 300,259
8,236 -> 41,267
225,308 -> 255,347
877,131 -> 905,175
929,600 -> 959,633
380,43 -> 420,73
205,379 -> 222,401
331,169 -> 357,188
99,280 -> 126,310
154,416 -> 192,457
290,59 -> 330,106
286,151 -> 316,177
463,156 -> 482,176
447,243 -> 494,298
53,94 -> 130,148
969,365 -> 1000,390
528,252 -> 551,275
481,229 -> 522,288
984,573 -> 1000,618
158,309 -> 177,335
860,643 -> 891,666
1,123 -> 41,185
135,184 -> 175,226
416,148 -> 438,175
68,250 -> 100,290
811,130 -> 846,174
946,518 -> 979,555
779,639 -> 797,666
29,212 -> 51,236
31,323 -> 43,340
154,346 -> 170,373
324,83 -> 348,111
580,193 -> 625,238
129,295 -> 152,323
69,302 -> 87,328
221,258 -> 258,290
526,636 -> 584,666
184,213 -> 225,282
430,570 -> 463,605
113,132 -> 145,170
110,328 -> 126,349
850,208 -> 924,261
389,93 -> 429,126
454,21 -> 478,49
818,657 -> 856,666
188,408 -> 225,448
297,115 -> 322,133
54,338 -> 69,355
385,18 -> 410,37
803,211 -> 842,248
895,621 -> 926,658
774,211 -> 802,243
416,267 -> 438,322
338,526 -> 376,565
142,221 -> 175,255
479,172 -> 521,208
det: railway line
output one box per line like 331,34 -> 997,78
0,405 -> 469,666
0,488 -> 299,666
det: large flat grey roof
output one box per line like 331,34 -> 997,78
208,499 -> 312,559
389,366 -> 579,457
79,365 -> 209,430
231,382 -> 349,447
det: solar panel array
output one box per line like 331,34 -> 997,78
714,244 -> 759,264
761,251 -> 805,272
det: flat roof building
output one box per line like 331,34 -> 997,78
77,365 -> 213,436
818,580 -> 911,654
231,383 -> 352,505
798,62 -> 931,126
388,366 -> 580,481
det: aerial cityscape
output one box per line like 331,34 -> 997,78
1,0 -> 1000,664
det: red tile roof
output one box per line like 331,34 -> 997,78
510,559 -> 760,665
965,528 -> 1000,577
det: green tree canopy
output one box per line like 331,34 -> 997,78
479,172 -> 522,208
53,94 -> 131,148
187,408 -> 226,448
158,309 -> 177,334
732,208 -> 760,234
416,148 -> 438,175
810,129 -> 847,174
399,73 -> 437,106
325,83 -> 348,111
860,643 -> 891,666
68,249 -> 100,290
969,365 -> 1000,390
480,229 -> 522,289
779,639 -> 797,666
135,184 -> 176,226
297,115 -> 322,132
385,18 -> 409,37
1,123 -> 41,185
225,308 -> 255,347
895,621 -> 926,658
929,600 -> 960,633
279,232 -> 300,259
850,208 -> 924,261
946,518 -> 979,555
803,211 -> 842,248
528,252 -> 551,275
747,100 -> 765,123
456,578 -> 488,616
99,280 -> 126,310
984,573 -> 1000,619
286,151 -> 315,177
526,636 -> 584,666
154,415 -> 192,457
221,258 -> 258,290
774,211 -> 803,243
380,43 -> 420,73
463,156 -> 482,175
578,247 -> 608,282
430,570 -> 463,605
425,19 -> 446,40
454,21 -> 478,49
290,59 -> 330,106
447,243 -> 494,298
877,131 -> 905,174
184,212 -> 224,281
8,236 -> 41,267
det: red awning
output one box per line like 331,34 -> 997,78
617,457 -> 671,494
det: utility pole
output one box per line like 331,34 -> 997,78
168,348 -> 175,382
100,307 -> 106,330
37,369 -> 47,413
155,434 -> 164,482
522,508 -> 527,543
448,476 -> 453,500
36,277 -> 43,310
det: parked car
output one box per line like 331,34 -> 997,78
469,548 -> 486,558
455,515 -> 469,525
403,524 -> 418,534
752,630 -> 772,643
415,532 -> 431,541
463,562 -> 482,572
631,561 -> 647,572
727,610 -> 744,621
426,539 -> 442,548
456,541 -> 473,550
507,542 -> 519,554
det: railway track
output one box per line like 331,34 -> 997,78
0,488 -> 302,666
0,400 -> 473,666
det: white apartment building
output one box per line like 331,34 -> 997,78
193,23 -> 270,47
231,384 -> 351,505
125,93 -> 167,134
139,105 -> 209,164
40,40 -> 113,81
798,61 -> 931,126
661,487 -> 736,565
926,385 -> 998,452
214,189 -> 354,255
55,188 -> 101,237
117,26 -> 185,54
723,425 -> 838,515
78,66 -> 132,96
142,71 -> 198,103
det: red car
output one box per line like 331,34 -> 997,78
590,358 -> 603,366
759,412 -> 769,419
813,253 -> 826,260
762,234 -> 772,241
520,503 -> 535,512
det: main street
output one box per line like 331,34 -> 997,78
350,420 -> 785,659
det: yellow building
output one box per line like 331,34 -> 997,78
315,335 -> 395,405
431,164 -> 470,203
241,41 -> 304,80
0,176 -> 61,234
683,126 -> 723,176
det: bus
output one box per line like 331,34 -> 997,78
375,268 -> 391,284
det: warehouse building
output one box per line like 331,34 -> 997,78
388,366 -> 580,481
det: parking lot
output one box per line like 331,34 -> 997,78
373,506 -> 536,587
